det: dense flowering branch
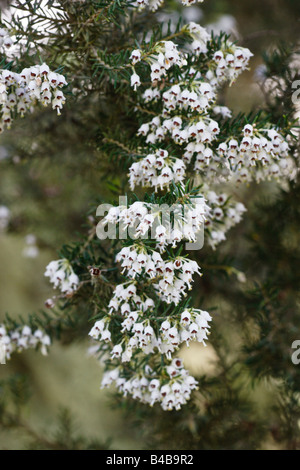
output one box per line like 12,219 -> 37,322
82,19 -> 294,410
129,23 -> 293,186
0,2 -> 297,414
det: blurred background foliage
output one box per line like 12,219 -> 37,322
0,0 -> 299,450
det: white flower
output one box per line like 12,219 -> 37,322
131,72 -> 141,90
130,49 -> 142,65
111,344 -> 123,359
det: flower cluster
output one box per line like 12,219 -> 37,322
203,188 -> 247,249
100,358 -> 199,410
92,304 -> 211,361
44,258 -> 79,295
116,246 -> 201,303
101,195 -> 209,250
0,324 -> 51,362
130,40 -> 186,91
137,116 -> 220,156
208,44 -> 253,87
94,182 -> 247,408
136,106 -> 290,187
130,22 -> 253,96
127,25 -> 292,190
129,149 -> 186,191
161,81 -> 215,115
158,308 -> 212,352
218,125 -> 291,185
106,282 -> 152,316
0,64 -> 67,133
184,22 -> 211,56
